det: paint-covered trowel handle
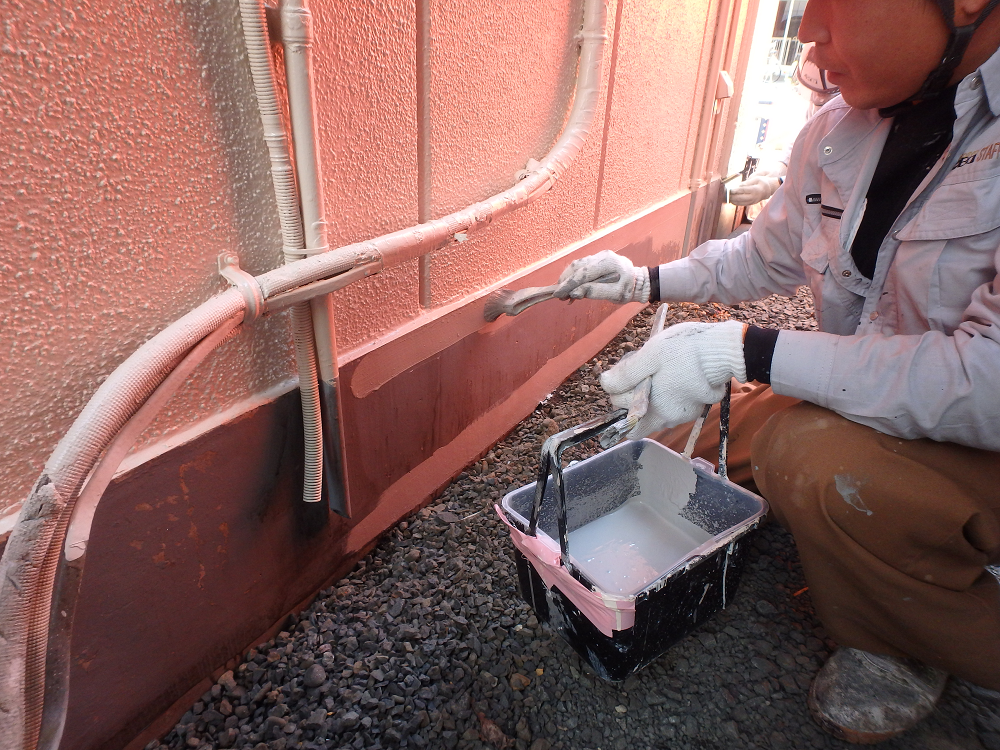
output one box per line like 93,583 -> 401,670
599,303 -> 669,448
681,382 -> 733,481
483,273 -> 619,322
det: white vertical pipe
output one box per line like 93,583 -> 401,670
416,0 -> 433,308
281,0 -> 349,514
281,0 -> 335,381
239,0 -> 324,504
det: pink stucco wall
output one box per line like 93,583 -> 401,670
1,2 -> 295,519
0,0 -> 753,517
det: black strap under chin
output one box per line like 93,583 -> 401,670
880,0 -> 1000,117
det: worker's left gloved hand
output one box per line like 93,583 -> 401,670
729,164 -> 786,206
552,250 -> 650,304
601,320 -> 747,439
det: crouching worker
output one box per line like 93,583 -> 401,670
554,0 -> 1000,742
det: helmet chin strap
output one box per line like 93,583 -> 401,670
881,0 -> 1000,116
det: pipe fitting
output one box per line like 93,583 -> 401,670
280,0 -> 312,46
218,254 -> 266,322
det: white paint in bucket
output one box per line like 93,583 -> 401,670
568,497 -> 710,596
567,447 -> 709,597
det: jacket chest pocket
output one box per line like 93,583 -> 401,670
934,231 -> 999,312
898,169 -> 1000,241
895,172 -> 1000,317
800,214 -> 838,274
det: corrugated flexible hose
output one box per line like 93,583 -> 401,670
239,0 -> 324,505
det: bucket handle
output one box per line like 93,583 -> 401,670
527,409 -> 627,577
525,384 -> 734,577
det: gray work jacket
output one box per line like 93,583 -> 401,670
658,49 -> 1000,451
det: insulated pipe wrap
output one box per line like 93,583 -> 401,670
239,0 -> 323,503
0,289 -> 246,750
256,244 -> 382,297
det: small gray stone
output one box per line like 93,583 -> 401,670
755,600 -> 778,616
302,664 -> 326,688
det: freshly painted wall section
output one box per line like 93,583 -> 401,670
2,0 -> 749,519
57,197 -> 692,750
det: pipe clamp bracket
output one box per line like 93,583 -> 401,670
219,253 -> 266,322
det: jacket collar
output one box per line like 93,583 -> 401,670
976,44 -> 1000,116
814,107 -> 889,253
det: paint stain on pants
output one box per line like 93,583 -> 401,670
835,474 -> 873,516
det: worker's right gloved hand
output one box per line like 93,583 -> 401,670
729,164 -> 786,206
600,320 -> 747,439
552,250 -> 650,304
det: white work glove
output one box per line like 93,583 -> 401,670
552,250 -> 650,304
728,163 -> 787,206
600,320 -> 747,439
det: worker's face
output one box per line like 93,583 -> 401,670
798,0 -> 950,110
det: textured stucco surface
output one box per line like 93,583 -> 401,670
0,1 -> 298,514
1,0 -> 751,516
428,0 -> 582,216
596,0 -> 718,227
310,0 -> 424,350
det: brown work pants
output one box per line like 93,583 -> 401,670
653,383 -> 1000,690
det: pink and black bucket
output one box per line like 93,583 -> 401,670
495,407 -> 767,681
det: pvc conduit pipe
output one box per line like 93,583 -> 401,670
239,0 -> 324,504
280,0 -> 329,258
0,1 -> 609,743
281,0 -> 350,516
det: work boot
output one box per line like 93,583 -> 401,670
808,647 -> 948,744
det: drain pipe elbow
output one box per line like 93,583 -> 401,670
370,0 -> 609,270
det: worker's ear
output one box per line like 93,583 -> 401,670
955,0 -> 998,25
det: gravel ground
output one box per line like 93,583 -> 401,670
154,289 -> 1000,750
